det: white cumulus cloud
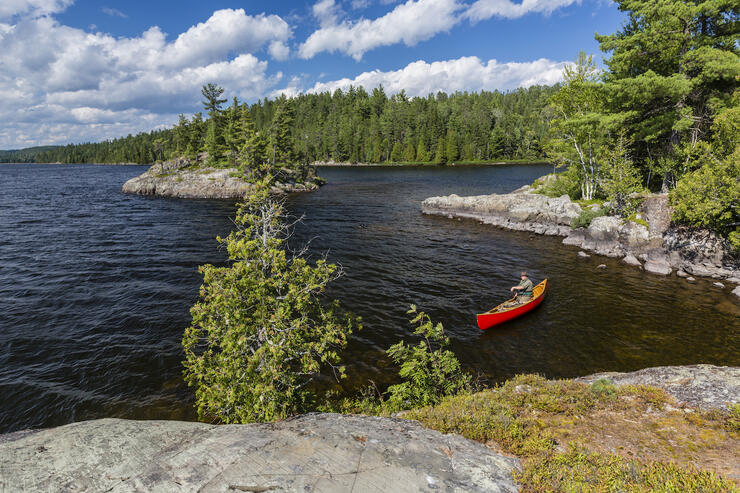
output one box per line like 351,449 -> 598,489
299,0 -> 464,60
279,56 -> 566,96
465,0 -> 581,21
0,0 -> 73,19
0,8 -> 292,147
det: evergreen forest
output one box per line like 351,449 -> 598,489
29,85 -> 557,165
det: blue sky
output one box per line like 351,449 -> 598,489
0,0 -> 625,148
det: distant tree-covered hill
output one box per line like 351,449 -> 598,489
0,146 -> 61,163
24,85 -> 557,165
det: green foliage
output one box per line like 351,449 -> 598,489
30,85 -> 557,165
518,445 -> 736,493
384,306 -> 472,411
601,135 -> 643,217
596,0 -> 739,189
445,128 -> 458,163
182,175 -> 358,423
546,52 -> 613,200
415,139 -> 429,163
571,206 -> 610,229
590,378 -> 617,398
0,146 -> 61,163
390,141 -> 403,162
670,154 -> 739,244
433,137 -> 446,164
532,167 -> 581,198
270,97 -> 296,165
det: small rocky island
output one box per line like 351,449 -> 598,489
122,156 -> 324,199
422,179 -> 740,296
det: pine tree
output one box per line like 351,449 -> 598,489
390,141 -> 403,162
403,140 -> 416,162
433,137 -> 446,164
416,139 -> 429,163
270,98 -> 296,165
445,128 -> 458,163
595,0 -> 739,189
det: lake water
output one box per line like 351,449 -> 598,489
1,163 -> 738,433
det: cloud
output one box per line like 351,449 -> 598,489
299,0 -> 464,60
301,0 -> 580,60
0,0 -> 72,19
465,0 -> 581,21
101,7 -> 127,18
313,0 -> 342,27
283,56 -> 566,96
0,9 -> 291,147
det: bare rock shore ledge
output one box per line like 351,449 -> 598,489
1,365 -> 737,492
122,157 -> 323,199
421,187 -> 740,297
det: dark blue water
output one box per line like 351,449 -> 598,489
1,164 -> 738,433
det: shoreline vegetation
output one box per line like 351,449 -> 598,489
314,159 -> 549,167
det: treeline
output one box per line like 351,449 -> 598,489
0,146 -> 60,163
33,85 -> 557,165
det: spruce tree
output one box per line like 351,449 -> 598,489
445,129 -> 458,163
434,137 -> 446,164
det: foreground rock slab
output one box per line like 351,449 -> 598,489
578,364 -> 740,410
0,413 -> 520,493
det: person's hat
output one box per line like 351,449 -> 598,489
521,271 -> 528,277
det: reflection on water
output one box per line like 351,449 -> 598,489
0,163 -> 737,433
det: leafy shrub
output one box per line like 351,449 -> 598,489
670,152 -> 739,249
601,136 -> 643,217
533,167 -> 581,199
571,206 -> 610,229
384,306 -> 472,411
590,378 -> 617,397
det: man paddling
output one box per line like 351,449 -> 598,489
510,272 -> 534,304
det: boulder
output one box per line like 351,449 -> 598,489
676,270 -> 689,278
713,282 -> 725,289
644,259 -> 672,276
622,254 -> 642,267
733,285 -> 740,298
0,414 -> 520,493
596,264 -> 607,269
578,364 -> 739,410
577,251 -> 591,258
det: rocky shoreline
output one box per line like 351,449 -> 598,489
421,187 -> 740,297
122,157 -> 323,199
0,364 -> 736,492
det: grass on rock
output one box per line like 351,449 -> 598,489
404,374 -> 739,492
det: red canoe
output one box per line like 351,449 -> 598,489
476,279 -> 548,330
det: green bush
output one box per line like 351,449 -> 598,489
533,167 -> 581,199
670,151 -> 739,249
590,378 -> 617,397
384,306 -> 473,411
571,206 -> 610,229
